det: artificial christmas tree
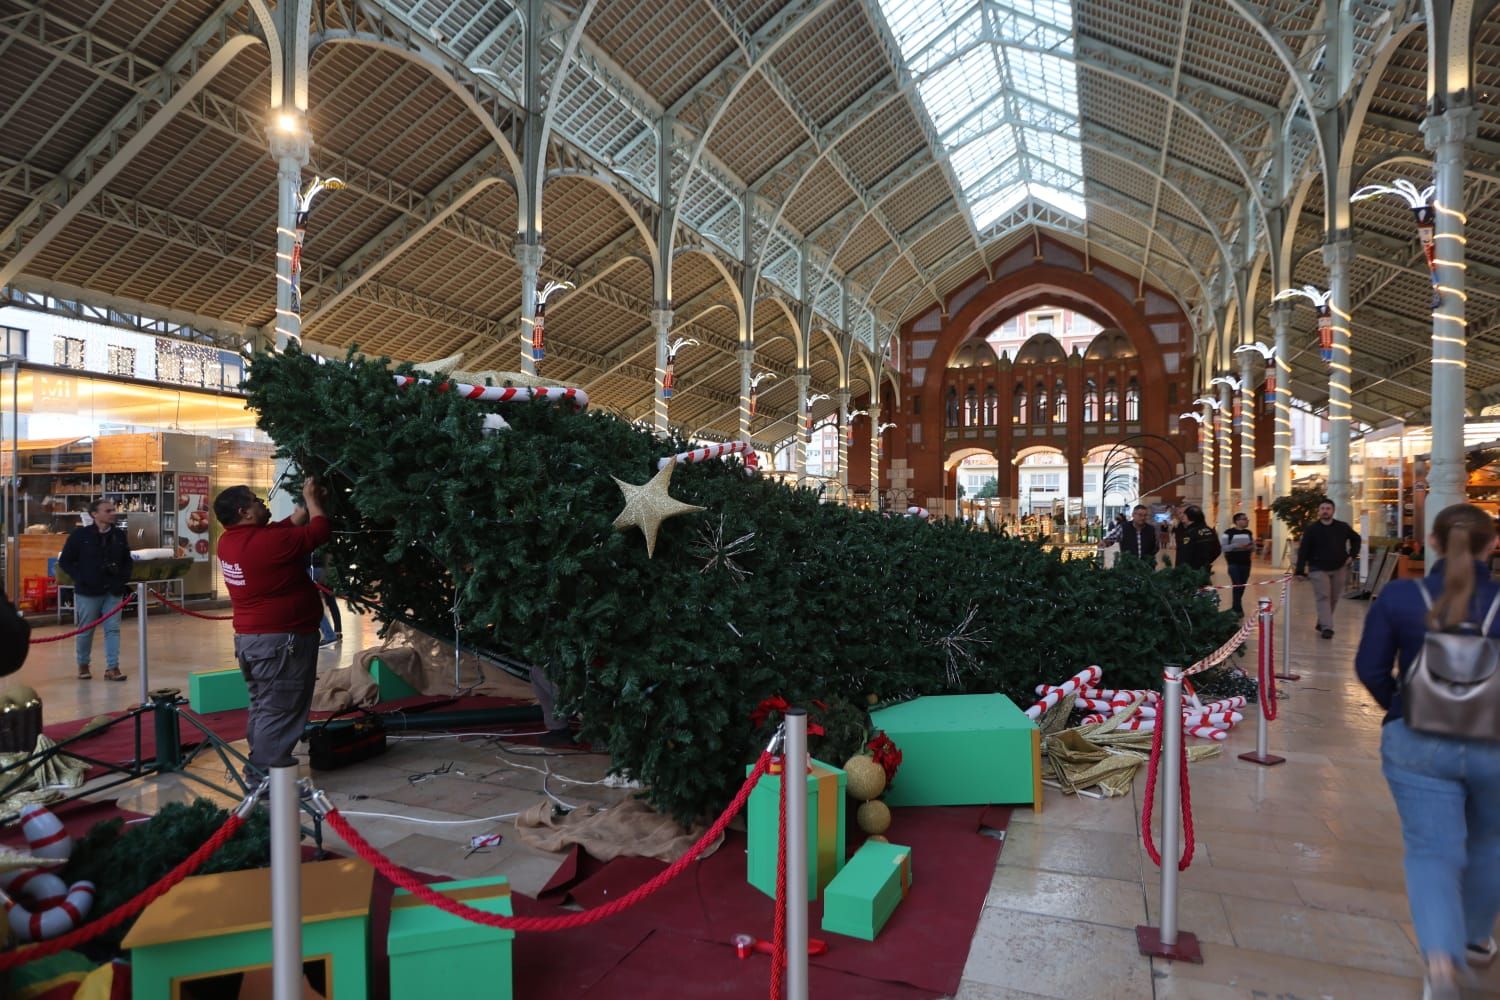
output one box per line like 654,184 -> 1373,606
244,348 -> 1236,822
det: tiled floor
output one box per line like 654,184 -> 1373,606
9,573 -> 1500,998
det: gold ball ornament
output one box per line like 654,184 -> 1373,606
843,755 -> 887,801
856,799 -> 892,836
867,835 -> 889,843
866,693 -> 880,706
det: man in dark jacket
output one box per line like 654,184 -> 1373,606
1116,505 -> 1159,566
1222,512 -> 1256,616
1178,505 -> 1222,571
1295,498 -> 1361,638
57,498 -> 132,681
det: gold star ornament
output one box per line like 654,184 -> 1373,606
612,458 -> 705,558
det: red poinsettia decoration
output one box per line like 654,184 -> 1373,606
866,731 -> 902,784
750,696 -> 825,736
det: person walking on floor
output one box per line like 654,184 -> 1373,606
57,498 -> 132,682
214,478 -> 331,779
1353,503 -> 1500,999
1222,512 -> 1256,616
1177,505 -> 1222,572
1295,497 -> 1361,638
1115,505 -> 1159,567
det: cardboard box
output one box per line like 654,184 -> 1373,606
746,758 -> 846,900
821,840 -> 912,941
388,877 -> 513,999
189,666 -> 249,713
870,694 -> 1038,806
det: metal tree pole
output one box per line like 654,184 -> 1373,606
783,708 -> 810,1000
270,760 -> 303,999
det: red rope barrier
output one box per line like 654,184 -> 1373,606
1198,573 -> 1294,592
323,752 -> 773,932
1139,711 -> 1196,872
771,756 -> 788,1000
1258,610 -> 1278,722
150,591 -> 233,621
0,812 -> 246,970
28,594 -> 134,644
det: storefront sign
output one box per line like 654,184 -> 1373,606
176,474 -> 211,562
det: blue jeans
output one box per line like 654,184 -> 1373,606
1381,718 -> 1500,960
73,592 -> 123,670
1227,561 -> 1251,614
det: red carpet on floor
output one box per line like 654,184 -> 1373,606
36,694 -> 537,773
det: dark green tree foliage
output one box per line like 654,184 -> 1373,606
61,800 -> 271,952
245,349 -> 1237,822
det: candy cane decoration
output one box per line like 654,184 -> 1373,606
905,506 -> 930,519
290,176 -> 344,312
749,371 -> 776,417
662,336 -> 698,400
3,873 -> 95,942
657,440 -> 759,472
530,279 -> 574,362
18,805 -> 70,860
392,375 -> 588,410
1353,179 -> 1438,306
1026,666 -> 1102,719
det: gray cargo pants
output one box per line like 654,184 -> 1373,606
234,631 -> 319,774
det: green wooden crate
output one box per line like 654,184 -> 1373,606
389,877 -> 513,999
870,694 -> 1039,806
745,758 -> 846,900
188,666 -> 249,713
370,656 -> 419,700
821,840 -> 912,941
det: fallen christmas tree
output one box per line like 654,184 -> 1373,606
245,348 -> 1239,823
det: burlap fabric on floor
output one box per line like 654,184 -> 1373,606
513,796 -> 719,864
312,623 -> 536,712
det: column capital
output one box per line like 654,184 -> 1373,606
513,241 -> 545,271
835,388 -> 851,406
794,370 -> 812,392
267,123 -> 310,164
1422,105 -> 1479,150
1320,237 -> 1354,272
1269,300 -> 1293,327
650,307 -> 673,330
737,346 -> 755,365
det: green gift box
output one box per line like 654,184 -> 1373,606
821,840 -> 913,941
746,757 -> 846,900
188,666 -> 249,713
870,694 -> 1040,807
388,877 -> 513,999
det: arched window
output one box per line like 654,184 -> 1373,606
1083,379 -> 1099,422
983,385 -> 998,426
1104,379 -> 1119,422
1014,385 -> 1028,424
946,386 -> 960,427
1125,379 -> 1141,421
964,387 -> 979,426
1053,379 -> 1067,423
1034,382 -> 1048,424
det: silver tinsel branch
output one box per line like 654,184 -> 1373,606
925,603 -> 991,688
690,514 -> 756,581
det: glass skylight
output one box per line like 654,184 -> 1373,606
872,0 -> 1085,230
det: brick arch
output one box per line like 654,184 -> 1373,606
920,268 -> 1169,425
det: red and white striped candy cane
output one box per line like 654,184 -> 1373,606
1185,724 -> 1229,742
1184,710 -> 1242,726
1083,687 -> 1161,704
392,375 -> 589,410
1026,666 -> 1102,720
1194,696 -> 1246,713
1081,713 -> 1107,725
656,440 -> 758,471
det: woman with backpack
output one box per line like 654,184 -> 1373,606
1354,502 -> 1500,999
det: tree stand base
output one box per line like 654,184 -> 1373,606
1136,926 -> 1203,962
1238,751 -> 1286,766
1273,672 -> 1301,681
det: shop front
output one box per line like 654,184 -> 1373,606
0,363 -> 274,607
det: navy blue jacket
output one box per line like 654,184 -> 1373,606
57,524 -> 132,597
1353,560 -> 1500,724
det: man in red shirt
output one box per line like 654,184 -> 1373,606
213,477 -> 331,777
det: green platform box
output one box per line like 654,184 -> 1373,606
188,666 -> 249,713
370,655 -> 419,700
388,876 -> 513,999
870,694 -> 1040,807
746,758 -> 846,900
821,840 -> 912,941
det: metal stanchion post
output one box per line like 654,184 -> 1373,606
784,708 -> 809,1000
1275,580 -> 1300,681
270,760 -> 303,1000
1136,664 -> 1202,962
1239,598 -> 1286,766
135,581 -> 149,704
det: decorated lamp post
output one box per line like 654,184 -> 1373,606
661,336 -> 699,400
288,176 -> 344,319
1210,376 -> 1241,524
1235,341 -> 1277,528
803,392 -> 830,479
1192,396 -> 1223,518
749,370 -> 776,418
527,279 -> 574,363
1351,179 -> 1438,307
